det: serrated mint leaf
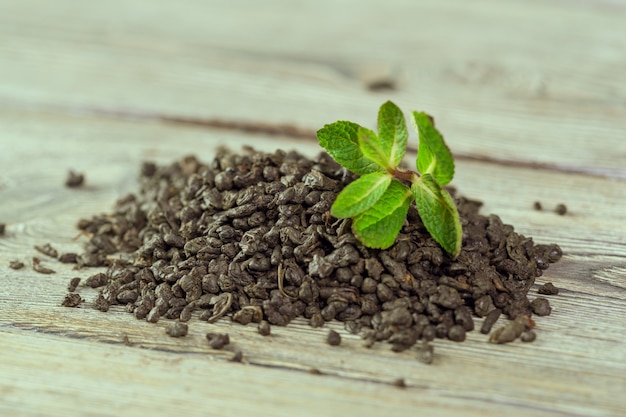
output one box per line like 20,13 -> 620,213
411,173 -> 462,257
317,121 -> 383,175
331,172 -> 392,218
352,180 -> 412,249
378,101 -> 408,168
358,127 -> 392,170
412,112 -> 455,186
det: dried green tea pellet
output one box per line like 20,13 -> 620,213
480,309 -> 502,334
146,307 -> 161,323
230,351 -> 243,362
489,319 -> 525,344
417,343 -> 434,365
327,329 -> 341,346
447,325 -> 466,342
206,332 -> 230,349
85,273 -> 108,288
59,253 -> 79,264
62,293 -> 83,307
538,282 -> 559,295
421,325 -> 436,342
32,257 -> 55,274
258,320 -> 271,336
9,260 -> 24,270
166,322 -> 188,337
67,277 -> 81,292
93,294 -> 110,312
65,170 -> 85,188
530,297 -> 552,316
521,330 -> 537,343
310,313 -> 325,328
392,378 -> 406,388
34,243 -> 58,258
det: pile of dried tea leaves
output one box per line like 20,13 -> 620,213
62,147 -> 562,352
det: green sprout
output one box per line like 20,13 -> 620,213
317,101 -> 462,257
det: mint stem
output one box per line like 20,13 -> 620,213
391,169 -> 418,181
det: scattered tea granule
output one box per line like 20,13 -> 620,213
34,243 -> 58,258
530,298 -> 552,316
166,322 -> 188,337
9,260 -> 24,270
521,330 -> 537,343
447,325 -> 467,342
327,329 -> 341,346
32,257 -> 55,274
480,309 -> 502,334
62,293 -> 83,307
538,282 -> 559,295
489,316 -> 530,344
67,277 -> 81,292
417,343 -> 434,365
392,378 -> 406,388
59,253 -> 79,264
65,170 -> 85,188
206,333 -> 230,349
84,273 -> 108,288
258,320 -> 271,336
229,351 -> 243,362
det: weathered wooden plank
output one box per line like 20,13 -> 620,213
1,110 -> 625,417
1,253 -> 625,417
1,327 -> 563,417
1,1 -> 625,416
0,0 -> 625,177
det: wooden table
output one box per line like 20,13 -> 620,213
1,1 -> 625,416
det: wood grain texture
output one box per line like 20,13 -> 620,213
1,111 -> 625,417
0,0 -> 625,416
1,0 -> 625,178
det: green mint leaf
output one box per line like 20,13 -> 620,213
411,173 -> 462,257
331,172 -> 392,218
352,180 -> 412,249
412,112 -> 455,185
377,101 -> 408,168
317,121 -> 383,175
358,127 -> 392,169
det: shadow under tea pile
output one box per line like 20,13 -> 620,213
66,147 -> 562,351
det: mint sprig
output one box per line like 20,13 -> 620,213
411,173 -> 462,256
413,112 -> 454,186
352,180 -> 412,249
331,171 -> 392,218
317,101 -> 462,257
317,121 -> 383,175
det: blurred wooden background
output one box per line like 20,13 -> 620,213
0,1 -> 625,416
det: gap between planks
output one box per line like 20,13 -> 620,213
1,100 -> 623,182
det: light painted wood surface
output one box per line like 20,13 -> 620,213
0,1 -> 625,416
